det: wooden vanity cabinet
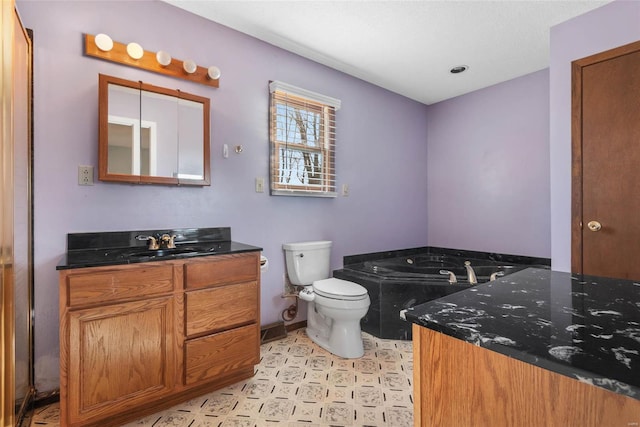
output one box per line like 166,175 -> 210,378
412,325 -> 640,427
59,251 -> 260,427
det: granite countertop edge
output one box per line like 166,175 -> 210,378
56,241 -> 263,270
405,298 -> 640,401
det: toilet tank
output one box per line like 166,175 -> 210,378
282,241 -> 332,286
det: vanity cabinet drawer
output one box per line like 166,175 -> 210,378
185,281 -> 258,337
184,252 -> 258,290
65,264 -> 175,307
184,324 -> 259,385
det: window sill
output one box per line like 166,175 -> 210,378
270,189 -> 337,198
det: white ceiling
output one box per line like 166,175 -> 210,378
163,0 -> 610,105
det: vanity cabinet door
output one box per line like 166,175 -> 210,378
66,296 -> 175,425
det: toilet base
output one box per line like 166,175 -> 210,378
303,293 -> 370,359
306,319 -> 365,359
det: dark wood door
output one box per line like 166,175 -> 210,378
572,40 -> 640,280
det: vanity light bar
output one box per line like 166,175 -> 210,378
84,33 -> 220,88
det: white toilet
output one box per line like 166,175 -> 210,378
283,241 -> 370,358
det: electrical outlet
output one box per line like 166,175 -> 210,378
78,165 -> 94,186
255,177 -> 265,193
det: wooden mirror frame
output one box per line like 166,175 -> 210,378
98,74 -> 211,186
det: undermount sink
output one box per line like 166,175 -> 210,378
125,246 -> 215,258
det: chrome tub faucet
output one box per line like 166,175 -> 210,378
464,261 -> 477,284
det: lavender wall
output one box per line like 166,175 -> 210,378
17,0 -> 429,391
426,69 -> 551,258
549,0 -> 640,271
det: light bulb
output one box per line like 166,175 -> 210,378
126,42 -> 144,60
94,33 -> 113,52
183,60 -> 197,74
207,66 -> 221,80
156,51 -> 172,67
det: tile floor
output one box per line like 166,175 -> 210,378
30,329 -> 414,426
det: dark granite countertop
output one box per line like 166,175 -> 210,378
404,267 -> 640,401
56,227 -> 262,270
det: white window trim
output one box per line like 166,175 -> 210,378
269,81 -> 341,110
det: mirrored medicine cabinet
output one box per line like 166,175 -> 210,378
98,74 -> 211,186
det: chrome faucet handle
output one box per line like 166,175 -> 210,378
135,235 -> 159,250
149,237 -> 160,250
489,271 -> 505,281
439,270 -> 457,284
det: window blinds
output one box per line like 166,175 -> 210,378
269,81 -> 340,197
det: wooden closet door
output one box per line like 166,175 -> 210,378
572,40 -> 640,280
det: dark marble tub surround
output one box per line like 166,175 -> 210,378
343,246 -> 551,269
335,246 -> 550,340
57,227 -> 262,270
404,267 -> 640,400
335,267 -> 471,340
343,246 -> 431,265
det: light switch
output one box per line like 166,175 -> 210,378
255,177 -> 265,193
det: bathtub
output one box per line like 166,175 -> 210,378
333,247 -> 549,340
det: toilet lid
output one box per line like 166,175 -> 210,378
312,278 -> 368,300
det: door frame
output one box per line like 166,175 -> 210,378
571,39 -> 640,274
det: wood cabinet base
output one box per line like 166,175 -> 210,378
59,253 -> 261,427
413,324 -> 640,427
68,367 -> 254,427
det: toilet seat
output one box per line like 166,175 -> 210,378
312,278 -> 368,301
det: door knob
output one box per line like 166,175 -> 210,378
587,220 -> 602,232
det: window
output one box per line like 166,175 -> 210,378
269,81 -> 341,197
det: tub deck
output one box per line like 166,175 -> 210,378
333,246 -> 550,340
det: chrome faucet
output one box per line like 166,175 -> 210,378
464,261 -> 477,284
